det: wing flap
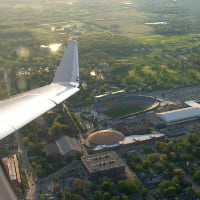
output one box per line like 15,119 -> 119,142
0,84 -> 80,139
50,86 -> 79,104
6,100 -> 55,130
0,99 -> 55,140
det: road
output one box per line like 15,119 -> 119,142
39,160 -> 80,183
35,159 -> 81,198
143,84 -> 200,102
3,66 -> 10,97
15,131 -> 37,200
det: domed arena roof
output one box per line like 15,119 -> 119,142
87,130 -> 124,145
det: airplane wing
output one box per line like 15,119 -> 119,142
0,40 -> 80,140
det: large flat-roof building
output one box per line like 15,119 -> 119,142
3,154 -> 21,186
56,135 -> 83,157
81,151 -> 126,179
157,100 -> 200,124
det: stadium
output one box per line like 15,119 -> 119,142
94,90 -> 159,118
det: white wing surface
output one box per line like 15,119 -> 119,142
0,40 -> 80,140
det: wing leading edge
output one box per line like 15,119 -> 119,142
0,40 -> 80,140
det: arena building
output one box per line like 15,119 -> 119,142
87,130 -> 125,146
86,129 -> 164,151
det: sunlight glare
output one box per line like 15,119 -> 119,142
49,43 -> 62,52
90,70 -> 96,76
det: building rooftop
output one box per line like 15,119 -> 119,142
121,133 -> 164,144
185,100 -> 200,107
3,154 -> 21,185
93,133 -> 164,151
87,130 -> 124,145
56,135 -> 82,156
157,100 -> 200,123
157,107 -> 200,123
81,151 -> 125,174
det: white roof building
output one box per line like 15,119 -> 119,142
157,100 -> 200,124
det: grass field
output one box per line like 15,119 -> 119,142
82,4 -> 155,36
105,104 -> 144,118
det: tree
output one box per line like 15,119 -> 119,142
143,159 -> 151,170
73,194 -> 82,200
102,180 -> 112,192
64,187 -> 72,199
49,121 -> 69,137
118,179 -> 141,195
94,191 -> 101,200
168,152 -> 177,162
121,195 -> 129,200
23,136 -> 29,145
111,196 -> 120,200
40,193 -> 45,200
147,153 -> 159,163
89,182 -> 97,193
163,186 -> 177,198
55,191 -> 63,200
35,164 -> 43,177
73,178 -> 86,193
102,192 -> 111,200
160,180 -> 180,197
193,170 -> 200,182
27,141 -> 43,156
185,187 -> 197,199
55,114 -> 66,124
173,168 -> 185,180
188,134 -> 199,145
141,187 -> 149,198
192,147 -> 200,157
154,162 -> 164,173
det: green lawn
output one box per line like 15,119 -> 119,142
105,104 -> 144,118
